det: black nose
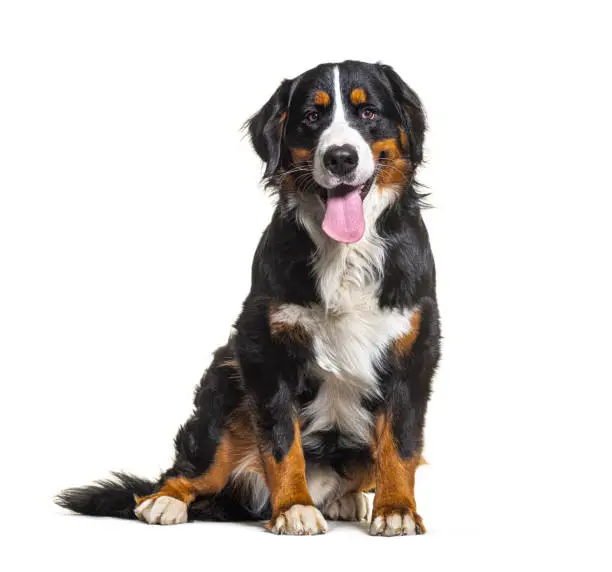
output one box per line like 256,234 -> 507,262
323,145 -> 358,177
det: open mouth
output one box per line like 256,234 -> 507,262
318,176 -> 375,203
320,176 -> 375,244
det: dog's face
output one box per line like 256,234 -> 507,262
249,61 -> 425,243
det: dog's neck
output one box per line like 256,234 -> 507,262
291,185 -> 398,313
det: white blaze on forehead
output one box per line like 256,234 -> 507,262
332,65 -> 345,123
313,66 -> 375,189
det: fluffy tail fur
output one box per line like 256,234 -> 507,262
56,472 -> 156,519
56,473 -> 268,522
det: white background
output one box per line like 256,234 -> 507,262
1,1 -> 611,570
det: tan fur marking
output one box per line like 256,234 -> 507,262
269,303 -> 311,344
270,320 -> 310,344
371,138 -> 403,159
372,414 -> 426,533
399,126 -> 408,149
225,408 -> 264,474
394,310 -> 421,357
289,147 -> 311,162
279,111 -> 287,124
263,421 -> 314,526
314,91 -> 331,106
346,465 -> 376,493
350,88 -> 367,105
134,409 -> 260,509
371,138 -> 409,187
138,476 -> 196,505
134,437 -> 232,507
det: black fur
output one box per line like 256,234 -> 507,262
248,79 -> 292,178
57,60 -> 441,524
377,63 -> 427,164
56,472 -> 155,519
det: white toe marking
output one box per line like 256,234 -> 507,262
383,513 -> 403,536
270,505 -> 328,535
402,513 -> 416,535
339,496 -> 356,520
370,515 -> 386,535
134,496 -> 188,525
148,496 -> 170,523
326,501 -> 340,520
323,492 -> 371,522
286,507 -> 305,534
272,514 -> 287,534
357,493 -> 371,521
134,498 -> 153,517
369,512 -> 416,536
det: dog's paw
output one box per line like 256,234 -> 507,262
134,495 -> 188,525
323,492 -> 371,522
369,508 -> 425,537
268,504 -> 328,535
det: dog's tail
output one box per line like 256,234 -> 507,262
56,472 -> 269,522
55,472 -> 156,519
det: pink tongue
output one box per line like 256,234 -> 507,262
322,188 -> 365,243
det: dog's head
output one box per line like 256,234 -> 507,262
248,61 -> 426,243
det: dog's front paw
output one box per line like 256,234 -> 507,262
134,495 -> 188,525
323,492 -> 371,522
369,508 -> 425,537
267,504 -> 328,535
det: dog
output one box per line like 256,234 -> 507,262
57,60 -> 441,536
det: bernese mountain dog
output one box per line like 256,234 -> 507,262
57,60 -> 441,536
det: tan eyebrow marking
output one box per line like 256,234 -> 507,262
350,88 -> 367,105
314,91 -> 331,106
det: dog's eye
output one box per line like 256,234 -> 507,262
304,110 -> 320,124
361,108 -> 377,120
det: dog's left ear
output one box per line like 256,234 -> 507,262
377,64 -> 426,165
247,79 -> 293,179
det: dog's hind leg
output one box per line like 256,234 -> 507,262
322,466 -> 376,522
134,434 -> 233,524
134,407 -> 261,524
134,345 -> 258,525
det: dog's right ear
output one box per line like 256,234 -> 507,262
247,79 -> 293,179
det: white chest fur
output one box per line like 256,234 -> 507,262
273,299 -> 415,445
271,187 -> 417,444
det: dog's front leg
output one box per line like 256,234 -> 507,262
370,299 -> 440,536
261,419 -> 327,534
370,413 -> 425,536
235,297 -> 327,535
